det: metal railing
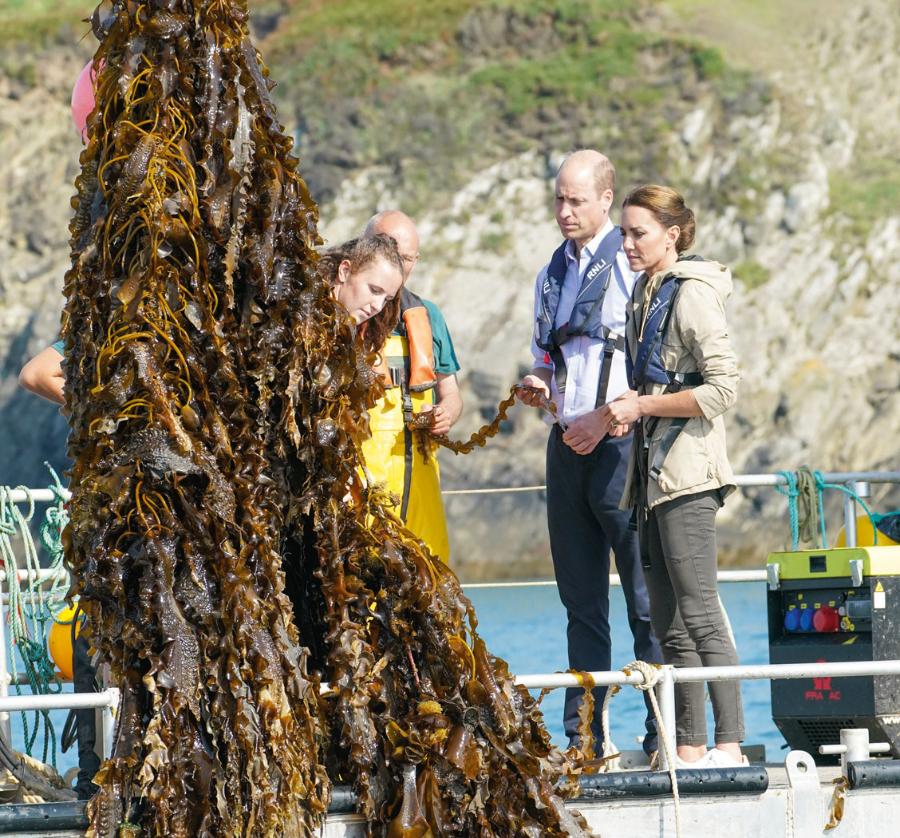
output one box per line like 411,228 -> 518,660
0,689 -> 120,763
444,470 -> 900,551
463,569 -> 767,589
514,659 -> 900,770
0,469 -> 898,774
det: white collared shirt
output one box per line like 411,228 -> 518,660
531,221 -> 637,424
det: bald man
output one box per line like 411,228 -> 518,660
361,211 -> 462,562
517,150 -> 662,758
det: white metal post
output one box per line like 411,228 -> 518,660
841,728 -> 870,774
844,483 -> 857,547
0,579 -> 11,746
819,727 -> 891,774
101,687 -> 118,760
656,665 -> 677,770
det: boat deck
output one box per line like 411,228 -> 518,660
320,761 -> 888,838
3,757 -> 896,837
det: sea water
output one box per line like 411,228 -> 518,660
468,580 -> 784,758
13,581 -> 782,779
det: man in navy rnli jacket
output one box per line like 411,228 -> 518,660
517,150 -> 663,757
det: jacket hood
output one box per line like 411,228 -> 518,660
655,256 -> 733,300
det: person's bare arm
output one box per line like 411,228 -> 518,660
19,347 -> 65,405
428,372 -> 463,436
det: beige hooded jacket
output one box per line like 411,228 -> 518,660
622,257 -> 739,510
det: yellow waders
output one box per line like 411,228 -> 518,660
361,334 -> 450,562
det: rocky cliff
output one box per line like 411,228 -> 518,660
0,0 -> 897,578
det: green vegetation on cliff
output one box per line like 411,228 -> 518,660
0,1 -> 86,45
0,0 -> 775,214
249,0 -> 766,213
829,158 -> 900,239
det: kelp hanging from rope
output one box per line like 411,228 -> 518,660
61,2 -> 590,835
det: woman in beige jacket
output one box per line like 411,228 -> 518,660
599,185 -> 744,768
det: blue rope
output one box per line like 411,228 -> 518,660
38,465 -> 68,567
776,469 -> 898,549
813,470 -> 878,547
0,466 -> 70,769
775,470 -> 800,550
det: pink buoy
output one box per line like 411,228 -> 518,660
71,60 -> 99,141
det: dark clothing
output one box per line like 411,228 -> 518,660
72,634 -> 99,798
546,426 -> 663,747
641,489 -> 744,745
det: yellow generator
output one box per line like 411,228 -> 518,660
767,546 -> 900,760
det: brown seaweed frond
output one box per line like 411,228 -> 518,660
61,2 -> 590,836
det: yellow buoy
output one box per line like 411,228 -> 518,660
835,515 -> 899,548
48,605 -> 83,681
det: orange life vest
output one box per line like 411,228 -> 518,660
372,289 -> 437,397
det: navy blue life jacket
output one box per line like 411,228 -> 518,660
627,257 -> 710,393
628,258 -> 706,483
535,226 -> 624,400
627,274 -> 683,391
535,226 -> 623,353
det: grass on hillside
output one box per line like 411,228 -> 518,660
829,159 -> 900,239
263,0 -> 481,95
262,0 -> 765,212
733,260 -> 771,290
265,0 -> 649,98
664,0 -> 845,71
0,0 -> 89,45
468,26 -> 651,117
0,0 -> 767,219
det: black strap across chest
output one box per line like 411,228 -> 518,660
535,227 -> 625,403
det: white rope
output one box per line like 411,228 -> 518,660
598,684 -> 621,772
0,749 -> 77,803
605,661 -> 682,838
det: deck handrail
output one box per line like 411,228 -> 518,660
511,658 -> 900,770
513,658 -> 900,690
0,689 -> 119,713
2,659 -> 898,772
463,570 -> 767,589
3,659 -> 896,710
440,470 -> 900,495
7,469 -> 900,504
2,567 -> 767,588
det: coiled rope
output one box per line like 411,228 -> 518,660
775,467 -> 825,549
776,467 -> 897,549
0,467 -> 70,769
775,470 -> 801,550
598,661 -> 681,837
813,470 -> 873,545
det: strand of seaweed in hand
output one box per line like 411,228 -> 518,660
409,385 -> 560,455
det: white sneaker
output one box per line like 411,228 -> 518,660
703,748 -> 749,768
674,751 -> 711,769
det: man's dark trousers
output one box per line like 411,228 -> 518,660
73,634 -> 100,799
546,425 -> 663,750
